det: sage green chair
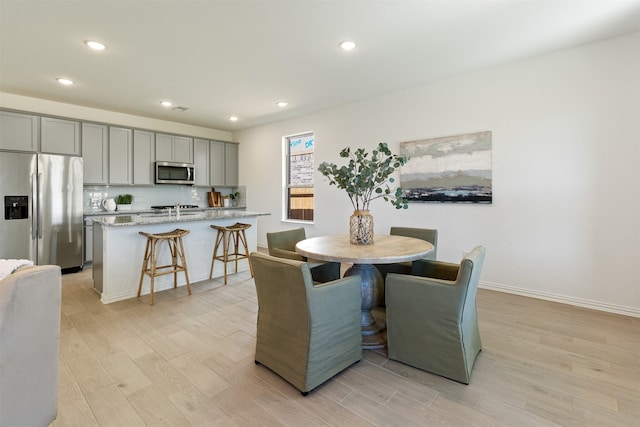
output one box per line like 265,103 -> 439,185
386,246 -> 485,384
375,227 -> 438,306
266,227 -> 341,282
250,252 -> 362,395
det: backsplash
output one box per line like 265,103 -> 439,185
84,185 -> 246,211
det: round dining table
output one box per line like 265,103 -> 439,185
295,234 -> 434,349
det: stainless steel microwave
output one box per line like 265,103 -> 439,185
155,161 -> 195,185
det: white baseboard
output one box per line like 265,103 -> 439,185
479,281 -> 640,318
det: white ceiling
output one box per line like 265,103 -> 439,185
1,0 -> 639,132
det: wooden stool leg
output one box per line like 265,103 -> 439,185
177,236 -> 192,295
169,238 -> 178,288
240,229 -> 253,278
149,239 -> 157,305
222,230 -> 231,285
210,230 -> 224,280
138,238 -> 149,297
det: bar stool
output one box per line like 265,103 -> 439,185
210,223 -> 254,284
138,228 -> 192,305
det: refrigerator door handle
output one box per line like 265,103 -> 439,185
38,172 -> 44,238
32,173 -> 38,239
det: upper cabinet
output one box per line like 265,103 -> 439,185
108,127 -> 133,185
155,133 -> 193,164
209,141 -> 239,187
0,110 -> 39,152
193,138 -> 210,187
133,130 -> 155,185
40,117 -> 80,155
82,123 -> 108,185
225,142 -> 239,187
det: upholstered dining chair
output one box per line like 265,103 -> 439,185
266,227 -> 341,282
250,252 -> 362,395
374,226 -> 438,306
385,246 -> 485,384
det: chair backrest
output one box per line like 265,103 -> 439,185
390,226 -> 438,259
266,228 -> 307,255
250,252 -> 313,340
457,246 -> 485,317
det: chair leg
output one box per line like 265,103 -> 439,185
210,230 -> 224,280
240,229 -> 253,278
222,230 -> 231,285
177,236 -> 192,296
138,238 -> 151,298
149,240 -> 157,306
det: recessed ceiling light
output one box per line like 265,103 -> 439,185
160,101 -> 172,107
276,101 -> 288,107
85,40 -> 106,51
340,41 -> 356,50
228,116 -> 239,122
56,78 -> 74,85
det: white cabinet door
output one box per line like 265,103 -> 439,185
193,138 -> 210,187
133,130 -> 155,185
41,116 -> 80,155
225,142 -> 239,187
82,123 -> 108,184
0,110 -> 39,152
108,127 -> 133,184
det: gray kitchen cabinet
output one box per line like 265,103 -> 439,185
155,133 -> 193,163
0,110 -> 39,152
82,122 -> 108,184
209,140 -> 225,186
133,129 -> 155,185
194,138 -> 210,186
225,142 -> 239,186
108,126 -> 133,184
209,140 -> 239,187
41,116 -> 80,155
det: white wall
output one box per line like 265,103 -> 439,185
235,33 -> 640,316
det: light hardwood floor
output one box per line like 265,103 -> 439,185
52,264 -> 639,426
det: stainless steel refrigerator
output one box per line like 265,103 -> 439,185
0,152 -> 83,270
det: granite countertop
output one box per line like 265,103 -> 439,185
84,206 -> 246,217
91,210 -> 269,227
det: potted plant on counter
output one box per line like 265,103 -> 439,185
116,194 -> 133,211
224,192 -> 240,207
318,142 -> 409,245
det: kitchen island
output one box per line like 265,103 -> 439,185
92,210 -> 269,304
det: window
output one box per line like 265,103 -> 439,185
285,132 -> 314,221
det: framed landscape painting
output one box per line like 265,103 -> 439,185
400,131 -> 492,203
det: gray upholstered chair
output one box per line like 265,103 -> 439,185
0,265 -> 61,426
250,252 -> 362,395
375,227 -> 438,306
385,246 -> 485,384
266,227 -> 341,282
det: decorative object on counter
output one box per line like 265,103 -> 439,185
207,188 -> 223,207
228,191 -> 240,207
102,197 -> 116,212
116,194 -> 133,211
318,142 -> 409,245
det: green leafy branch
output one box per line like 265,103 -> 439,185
318,142 -> 409,211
